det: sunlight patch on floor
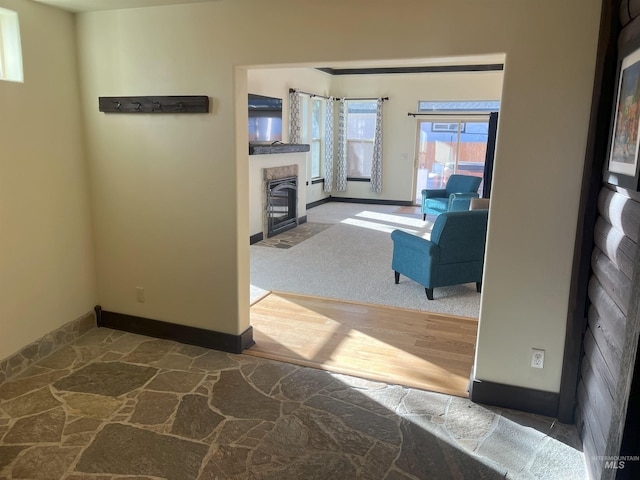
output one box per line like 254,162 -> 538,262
340,217 -> 420,234
355,210 -> 429,229
248,292 -> 474,395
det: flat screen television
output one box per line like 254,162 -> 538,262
248,93 -> 283,144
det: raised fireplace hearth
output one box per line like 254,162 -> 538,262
263,165 -> 299,238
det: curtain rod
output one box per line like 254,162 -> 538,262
342,96 -> 389,101
407,112 -> 494,117
288,89 -> 389,102
289,88 -> 331,100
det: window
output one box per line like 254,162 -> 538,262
300,95 -> 325,180
0,8 -> 23,83
418,100 -> 500,113
415,119 -> 489,201
310,99 -> 322,178
413,100 -> 499,203
432,122 -> 465,133
346,100 -> 377,178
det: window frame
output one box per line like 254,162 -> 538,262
413,115 -> 490,202
345,99 -> 378,180
300,94 -> 325,181
310,97 -> 324,179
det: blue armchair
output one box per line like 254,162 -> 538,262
391,209 -> 488,300
421,174 -> 482,220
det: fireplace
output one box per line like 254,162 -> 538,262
266,176 -> 297,237
262,164 -> 299,238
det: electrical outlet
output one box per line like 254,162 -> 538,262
136,287 -> 145,303
531,348 -> 545,369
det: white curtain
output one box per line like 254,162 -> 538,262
336,98 -> 348,191
323,97 -> 334,192
370,98 -> 384,193
289,90 -> 301,143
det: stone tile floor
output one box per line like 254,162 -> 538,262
0,328 -> 586,479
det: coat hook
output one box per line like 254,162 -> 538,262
99,96 -> 209,114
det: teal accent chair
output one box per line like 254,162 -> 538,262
421,174 -> 482,220
391,209 -> 489,300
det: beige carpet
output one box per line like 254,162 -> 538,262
250,203 -> 481,318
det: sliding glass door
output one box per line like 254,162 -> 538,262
414,117 -> 489,205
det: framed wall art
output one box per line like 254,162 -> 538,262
606,39 -> 640,190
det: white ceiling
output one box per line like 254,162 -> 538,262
32,0 -> 217,13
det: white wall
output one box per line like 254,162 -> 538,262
75,0 -> 601,393
0,0 -> 97,360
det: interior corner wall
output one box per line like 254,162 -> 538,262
247,67 -> 333,146
0,0 -> 97,360
75,0 -> 601,393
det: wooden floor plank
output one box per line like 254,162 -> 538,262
246,291 -> 478,397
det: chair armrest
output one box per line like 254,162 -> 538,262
421,189 -> 447,199
391,230 -> 438,256
448,192 -> 480,211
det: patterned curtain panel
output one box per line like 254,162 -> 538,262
289,90 -> 301,144
323,97 -> 334,192
336,99 -> 348,192
370,98 -> 384,193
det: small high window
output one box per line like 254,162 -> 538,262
417,100 -> 500,113
0,8 -> 23,83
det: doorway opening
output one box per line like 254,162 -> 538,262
246,60 -> 504,397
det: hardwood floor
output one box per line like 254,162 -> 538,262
246,291 -> 478,397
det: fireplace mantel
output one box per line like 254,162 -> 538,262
249,143 -> 310,155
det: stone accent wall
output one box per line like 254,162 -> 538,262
0,311 -> 96,383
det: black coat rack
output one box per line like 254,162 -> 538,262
98,96 -> 209,114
